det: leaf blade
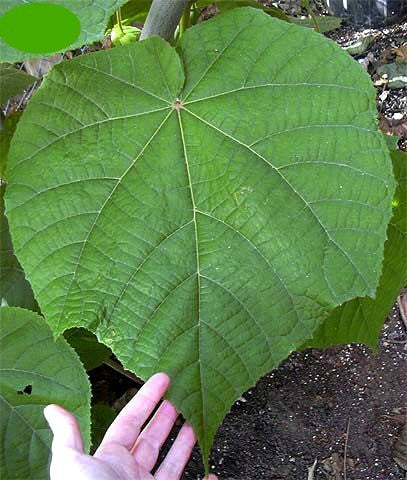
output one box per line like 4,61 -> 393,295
5,9 -> 395,466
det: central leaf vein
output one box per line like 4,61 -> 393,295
176,108 -> 207,450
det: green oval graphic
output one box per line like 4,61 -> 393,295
0,3 -> 80,54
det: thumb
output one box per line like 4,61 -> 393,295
44,404 -> 84,454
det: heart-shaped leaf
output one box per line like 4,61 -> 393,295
5,8 -> 394,464
0,0 -> 131,63
0,307 -> 91,479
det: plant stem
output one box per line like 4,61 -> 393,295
116,9 -> 124,34
140,0 -> 189,42
179,3 -> 191,36
301,0 -> 321,32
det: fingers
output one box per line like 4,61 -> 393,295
43,404 -> 84,454
97,372 -> 170,451
206,476 -> 218,480
155,423 -> 196,480
131,399 -> 178,471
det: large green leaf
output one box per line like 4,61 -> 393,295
305,149 -> 407,350
5,8 -> 394,464
0,0 -> 132,63
0,306 -> 91,479
0,64 -> 36,105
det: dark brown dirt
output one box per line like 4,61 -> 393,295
178,304 -> 407,479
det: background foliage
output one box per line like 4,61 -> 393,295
0,307 -> 91,479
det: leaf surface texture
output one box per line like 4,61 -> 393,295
5,9 -> 395,462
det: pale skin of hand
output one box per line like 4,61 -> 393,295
44,373 -> 217,480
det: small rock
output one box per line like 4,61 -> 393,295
237,395 -> 247,403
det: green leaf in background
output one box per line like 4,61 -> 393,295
0,0 -> 132,63
377,61 -> 407,89
0,111 -> 21,178
91,404 -> 117,451
0,64 -> 36,105
344,34 -> 376,56
1,184 -> 39,311
64,327 -> 112,370
196,0 -> 291,21
0,306 -> 91,479
5,8 -> 394,465
384,134 -> 400,150
107,0 -> 152,28
305,149 -> 407,350
291,15 -> 342,33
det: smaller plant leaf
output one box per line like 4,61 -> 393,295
384,134 -> 399,150
0,64 -> 36,105
290,15 -> 342,33
91,404 -> 117,451
377,62 -> 407,89
344,34 -> 376,56
0,111 -> 21,178
305,149 -> 407,350
64,327 -> 112,370
0,306 -> 91,479
111,24 -> 141,46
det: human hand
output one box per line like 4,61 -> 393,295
44,372 -> 217,480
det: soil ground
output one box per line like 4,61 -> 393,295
181,305 -> 407,479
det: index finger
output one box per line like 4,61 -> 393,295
97,372 -> 170,451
